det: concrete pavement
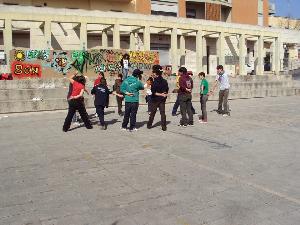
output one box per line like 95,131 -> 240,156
0,96 -> 299,225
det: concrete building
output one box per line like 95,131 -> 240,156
0,0 -> 299,77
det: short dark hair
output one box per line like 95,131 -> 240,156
198,72 -> 205,77
100,77 -> 107,85
77,75 -> 86,85
118,73 -> 123,79
216,65 -> 224,70
178,67 -> 187,74
152,64 -> 163,76
99,72 -> 104,77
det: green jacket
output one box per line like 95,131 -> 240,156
121,76 -> 144,103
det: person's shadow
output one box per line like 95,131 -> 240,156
135,121 -> 148,129
152,121 -> 171,128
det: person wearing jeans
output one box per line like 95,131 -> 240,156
120,69 -> 144,131
198,72 -> 209,123
210,65 -> 232,116
120,53 -> 130,80
177,67 -> 193,127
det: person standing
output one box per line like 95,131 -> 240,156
198,72 -> 209,123
178,67 -> 194,127
113,73 -> 124,116
63,74 -> 93,132
210,65 -> 231,116
120,53 -> 130,80
147,65 -> 169,131
120,69 -> 144,131
91,78 -> 112,130
144,77 -> 154,114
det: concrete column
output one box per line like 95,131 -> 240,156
3,19 -> 12,66
171,28 -> 178,73
80,22 -> 87,50
239,33 -> 247,75
113,24 -> 120,49
44,20 -> 51,49
180,35 -> 185,55
129,32 -> 136,50
143,25 -> 150,51
217,31 -> 225,66
274,37 -> 281,75
102,30 -> 108,48
196,30 -> 203,73
256,35 -> 264,75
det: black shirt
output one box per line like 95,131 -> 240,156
151,76 -> 169,102
91,84 -> 111,107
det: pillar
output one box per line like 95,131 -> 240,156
143,25 -> 150,51
80,22 -> 87,50
113,24 -> 120,49
3,19 -> 12,66
129,32 -> 136,50
239,33 -> 246,75
102,30 -> 108,48
274,37 -> 281,75
196,30 -> 203,73
256,35 -> 264,75
44,20 -> 51,49
171,28 -> 178,73
217,31 -> 225,66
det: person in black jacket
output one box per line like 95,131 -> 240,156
91,78 -> 112,130
147,65 -> 169,131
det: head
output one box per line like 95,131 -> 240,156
132,69 -> 143,79
216,65 -> 224,75
152,64 -> 163,78
198,72 -> 206,80
123,53 -> 130,60
76,75 -> 86,85
100,77 -> 107,86
178,67 -> 187,76
98,72 -> 104,78
117,73 -> 123,80
147,77 -> 154,85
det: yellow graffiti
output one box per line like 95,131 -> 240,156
14,50 -> 26,61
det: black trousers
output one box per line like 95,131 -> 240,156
116,96 -> 123,114
179,94 -> 193,125
200,94 -> 208,121
172,95 -> 195,115
147,100 -> 166,129
95,105 -> 105,126
122,102 -> 139,130
63,99 -> 92,131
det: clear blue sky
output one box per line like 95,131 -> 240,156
274,0 -> 300,19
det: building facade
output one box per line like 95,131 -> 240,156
0,0 -> 299,77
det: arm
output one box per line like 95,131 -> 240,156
209,80 -> 218,95
84,87 -> 89,95
121,81 -> 134,96
69,89 -> 84,100
68,73 -> 76,84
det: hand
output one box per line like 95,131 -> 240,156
209,91 -> 214,96
68,96 -> 73,100
126,92 -> 134,96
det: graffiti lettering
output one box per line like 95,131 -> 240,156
12,61 -> 42,78
26,50 -> 50,61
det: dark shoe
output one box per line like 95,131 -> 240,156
188,122 -> 194,126
147,124 -> 152,129
86,126 -> 93,129
162,126 -> 167,131
63,128 -> 68,132
100,124 -> 107,130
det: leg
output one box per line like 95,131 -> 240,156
63,101 -> 76,131
122,102 -> 131,129
147,101 -> 158,128
129,102 -> 139,130
116,96 -> 122,114
186,96 -> 193,124
172,96 -> 179,115
202,95 -> 208,121
77,100 -> 93,129
223,89 -> 230,115
218,90 -> 224,113
179,95 -> 188,125
191,103 -> 196,114
158,101 -> 167,130
96,105 -> 105,126
200,95 -> 204,120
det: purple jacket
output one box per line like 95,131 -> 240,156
178,74 -> 193,95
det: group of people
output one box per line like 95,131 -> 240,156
62,64 -> 231,132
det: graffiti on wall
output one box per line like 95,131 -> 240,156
10,49 -> 159,79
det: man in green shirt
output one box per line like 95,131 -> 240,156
199,72 -> 209,123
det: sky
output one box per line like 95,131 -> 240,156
273,0 -> 300,19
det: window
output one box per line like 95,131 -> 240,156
186,9 -> 196,19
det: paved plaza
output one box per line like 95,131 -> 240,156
0,96 -> 299,225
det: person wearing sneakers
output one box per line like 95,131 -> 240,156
147,65 -> 169,131
210,65 -> 231,116
113,73 -> 124,116
91,78 -> 112,130
178,67 -> 194,127
120,69 -> 144,132
199,72 -> 209,123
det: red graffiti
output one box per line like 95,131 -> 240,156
11,61 -> 42,79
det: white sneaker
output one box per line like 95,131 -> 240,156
73,122 -> 80,126
223,114 -> 229,117
199,120 -> 208,124
121,127 -> 127,131
129,128 -> 138,132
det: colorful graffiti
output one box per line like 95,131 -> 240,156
11,61 -> 41,78
10,49 -> 159,79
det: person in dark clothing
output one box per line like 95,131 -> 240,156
91,78 -> 112,130
63,74 -> 93,132
147,65 -> 169,131
178,67 -> 194,127
113,73 -> 124,116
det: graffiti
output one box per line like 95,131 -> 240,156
10,49 -> 159,78
26,50 -> 50,61
51,51 -> 72,75
11,61 -> 41,78
14,50 -> 26,61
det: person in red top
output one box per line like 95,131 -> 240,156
63,73 -> 93,132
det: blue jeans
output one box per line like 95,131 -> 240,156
122,68 -> 129,80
